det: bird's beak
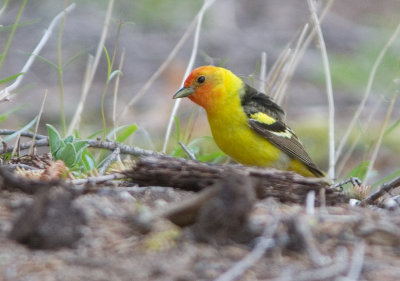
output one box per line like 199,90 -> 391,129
173,87 -> 194,99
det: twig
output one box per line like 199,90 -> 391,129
0,137 -> 159,158
0,130 -> 47,139
29,90 -> 48,154
292,247 -> 348,281
67,0 -> 114,135
364,93 -> 398,184
362,175 -> 400,205
294,215 -> 331,266
214,219 -> 280,281
178,141 -> 197,160
71,173 -> 126,186
162,0 -> 216,153
307,0 -> 335,181
0,3 -> 76,101
0,138 -> 48,154
346,240 -> 366,281
98,147 -> 120,175
335,22 -> 400,163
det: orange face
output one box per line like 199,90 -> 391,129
173,66 -> 223,111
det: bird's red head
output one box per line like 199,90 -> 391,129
173,66 -> 224,111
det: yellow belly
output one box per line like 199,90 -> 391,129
208,111 -> 290,169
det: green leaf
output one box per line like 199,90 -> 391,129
384,118 -> 400,138
73,140 -> 89,153
32,53 -> 58,69
57,143 -> 77,168
108,70 -> 122,82
64,135 -> 74,143
197,151 -> 226,163
0,72 -> 23,85
46,124 -> 64,156
116,124 -> 138,143
103,46 -> 111,79
73,141 -> 89,166
346,161 -> 370,181
82,150 -> 96,171
4,116 -> 38,142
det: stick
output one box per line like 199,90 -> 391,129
362,175 -> 400,205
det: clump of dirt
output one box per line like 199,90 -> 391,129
9,187 -> 86,249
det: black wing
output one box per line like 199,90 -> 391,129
241,84 -> 324,177
240,84 -> 285,122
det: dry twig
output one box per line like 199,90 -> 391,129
362,175 -> 400,205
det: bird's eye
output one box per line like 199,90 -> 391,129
197,76 -> 205,84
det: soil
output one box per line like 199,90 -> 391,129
1,162 -> 400,281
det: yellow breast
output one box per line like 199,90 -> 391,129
204,74 -> 290,169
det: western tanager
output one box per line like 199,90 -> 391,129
173,65 -> 324,178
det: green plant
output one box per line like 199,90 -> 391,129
46,124 -> 88,169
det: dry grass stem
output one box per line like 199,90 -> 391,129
364,93 -> 398,184
67,55 -> 94,135
0,3 -> 76,102
307,0 -> 335,181
29,90 -> 48,154
67,0 -> 114,135
268,48 -> 292,98
118,2 -> 208,120
335,22 -> 400,163
162,0 -> 216,153
275,23 -> 309,104
258,51 -> 267,92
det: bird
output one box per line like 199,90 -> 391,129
173,65 -> 325,178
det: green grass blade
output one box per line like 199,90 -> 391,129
115,124 -> 138,143
4,116 -> 38,142
346,161 -> 370,181
103,46 -> 111,79
0,73 -> 23,85
384,118 -> 400,137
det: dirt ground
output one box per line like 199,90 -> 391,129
1,162 -> 400,281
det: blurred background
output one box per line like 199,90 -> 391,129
0,0 -> 399,183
